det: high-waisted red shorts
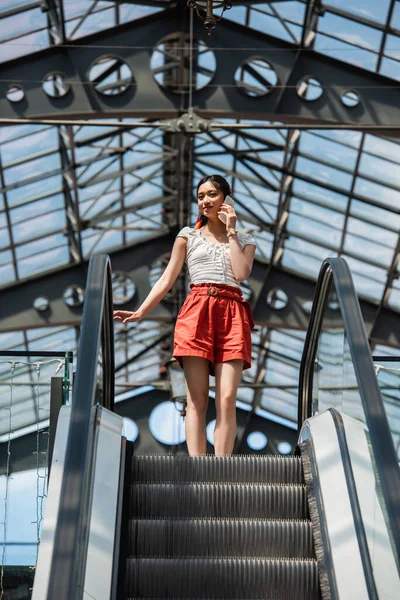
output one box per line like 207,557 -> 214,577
173,282 -> 254,373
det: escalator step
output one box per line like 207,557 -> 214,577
124,557 -> 320,599
129,483 -> 307,519
131,454 -> 303,484
128,518 -> 314,558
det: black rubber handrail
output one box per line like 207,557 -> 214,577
298,257 -> 400,563
46,254 -> 115,600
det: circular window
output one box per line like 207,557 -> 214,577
89,56 -> 133,96
122,417 -> 139,442
63,284 -> 85,308
33,296 -> 49,312
151,33 -> 216,94
206,419 -> 216,446
112,271 -> 136,305
234,57 -> 278,97
302,300 -> 313,314
42,73 -> 70,98
341,90 -> 360,108
266,288 -> 288,310
6,85 -> 24,103
297,76 -> 323,101
247,431 -> 268,450
277,441 -> 292,455
149,401 -> 185,445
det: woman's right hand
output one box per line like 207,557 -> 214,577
113,309 -> 143,323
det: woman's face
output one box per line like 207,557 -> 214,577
197,181 -> 224,219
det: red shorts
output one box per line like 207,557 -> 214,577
173,283 -> 254,373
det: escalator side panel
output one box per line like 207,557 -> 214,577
83,407 -> 124,600
341,413 -> 400,599
299,410 -> 370,600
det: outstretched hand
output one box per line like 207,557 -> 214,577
113,310 -> 143,323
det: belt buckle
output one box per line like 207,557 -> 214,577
207,286 -> 218,296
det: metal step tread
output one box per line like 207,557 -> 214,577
129,483 -> 308,519
127,518 -> 314,558
124,557 -> 320,599
131,454 -> 303,484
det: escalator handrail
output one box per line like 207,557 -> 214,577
46,254 -> 115,600
298,257 -> 400,561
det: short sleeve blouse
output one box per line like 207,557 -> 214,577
176,226 -> 256,288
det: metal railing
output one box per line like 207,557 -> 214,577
298,257 -> 400,561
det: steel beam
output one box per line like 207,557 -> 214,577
1,9 -> 400,128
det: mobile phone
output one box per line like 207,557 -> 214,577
218,195 -> 234,224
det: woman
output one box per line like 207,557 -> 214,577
113,175 -> 256,456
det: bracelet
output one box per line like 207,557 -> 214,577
227,228 -> 238,238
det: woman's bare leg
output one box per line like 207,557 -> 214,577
213,360 -> 243,456
182,356 -> 210,456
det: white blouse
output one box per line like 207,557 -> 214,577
177,226 -> 257,289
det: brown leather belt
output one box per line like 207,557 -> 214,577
190,284 -> 243,301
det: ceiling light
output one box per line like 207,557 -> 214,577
187,1 -> 232,35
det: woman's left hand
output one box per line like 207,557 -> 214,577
219,203 -> 237,230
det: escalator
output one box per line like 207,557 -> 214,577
32,255 -> 400,600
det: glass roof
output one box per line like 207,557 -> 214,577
1,1 -> 399,439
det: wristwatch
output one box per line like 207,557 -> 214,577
227,228 -> 238,238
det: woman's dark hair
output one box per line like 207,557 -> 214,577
195,175 -> 231,228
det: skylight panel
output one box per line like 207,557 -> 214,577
299,132 -> 359,171
0,128 -> 59,168
347,216 -> 397,248
318,11 -> 382,52
17,244 -> 69,279
287,212 -> 342,250
363,135 -> 400,164
269,1 -> 306,26
391,2 -> 400,29
248,8 -> 299,43
290,196 -> 345,229
292,179 -> 349,212
354,177 -> 400,211
264,357 -> 299,385
6,174 -> 62,209
380,55 -> 400,80
0,7 -> 49,63
119,4 -> 164,24
359,153 -> 400,189
1,29 -> 49,63
311,129 -> 362,149
344,231 -> 394,270
12,210 -> 65,245
350,199 -> 400,232
323,0 -> 391,25
3,152 -> 60,188
383,33 -> 400,62
343,256 -> 386,302
0,7 -> 47,41
223,5 -> 247,26
295,156 -> 354,192
314,32 -> 378,71
66,6 -> 116,40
